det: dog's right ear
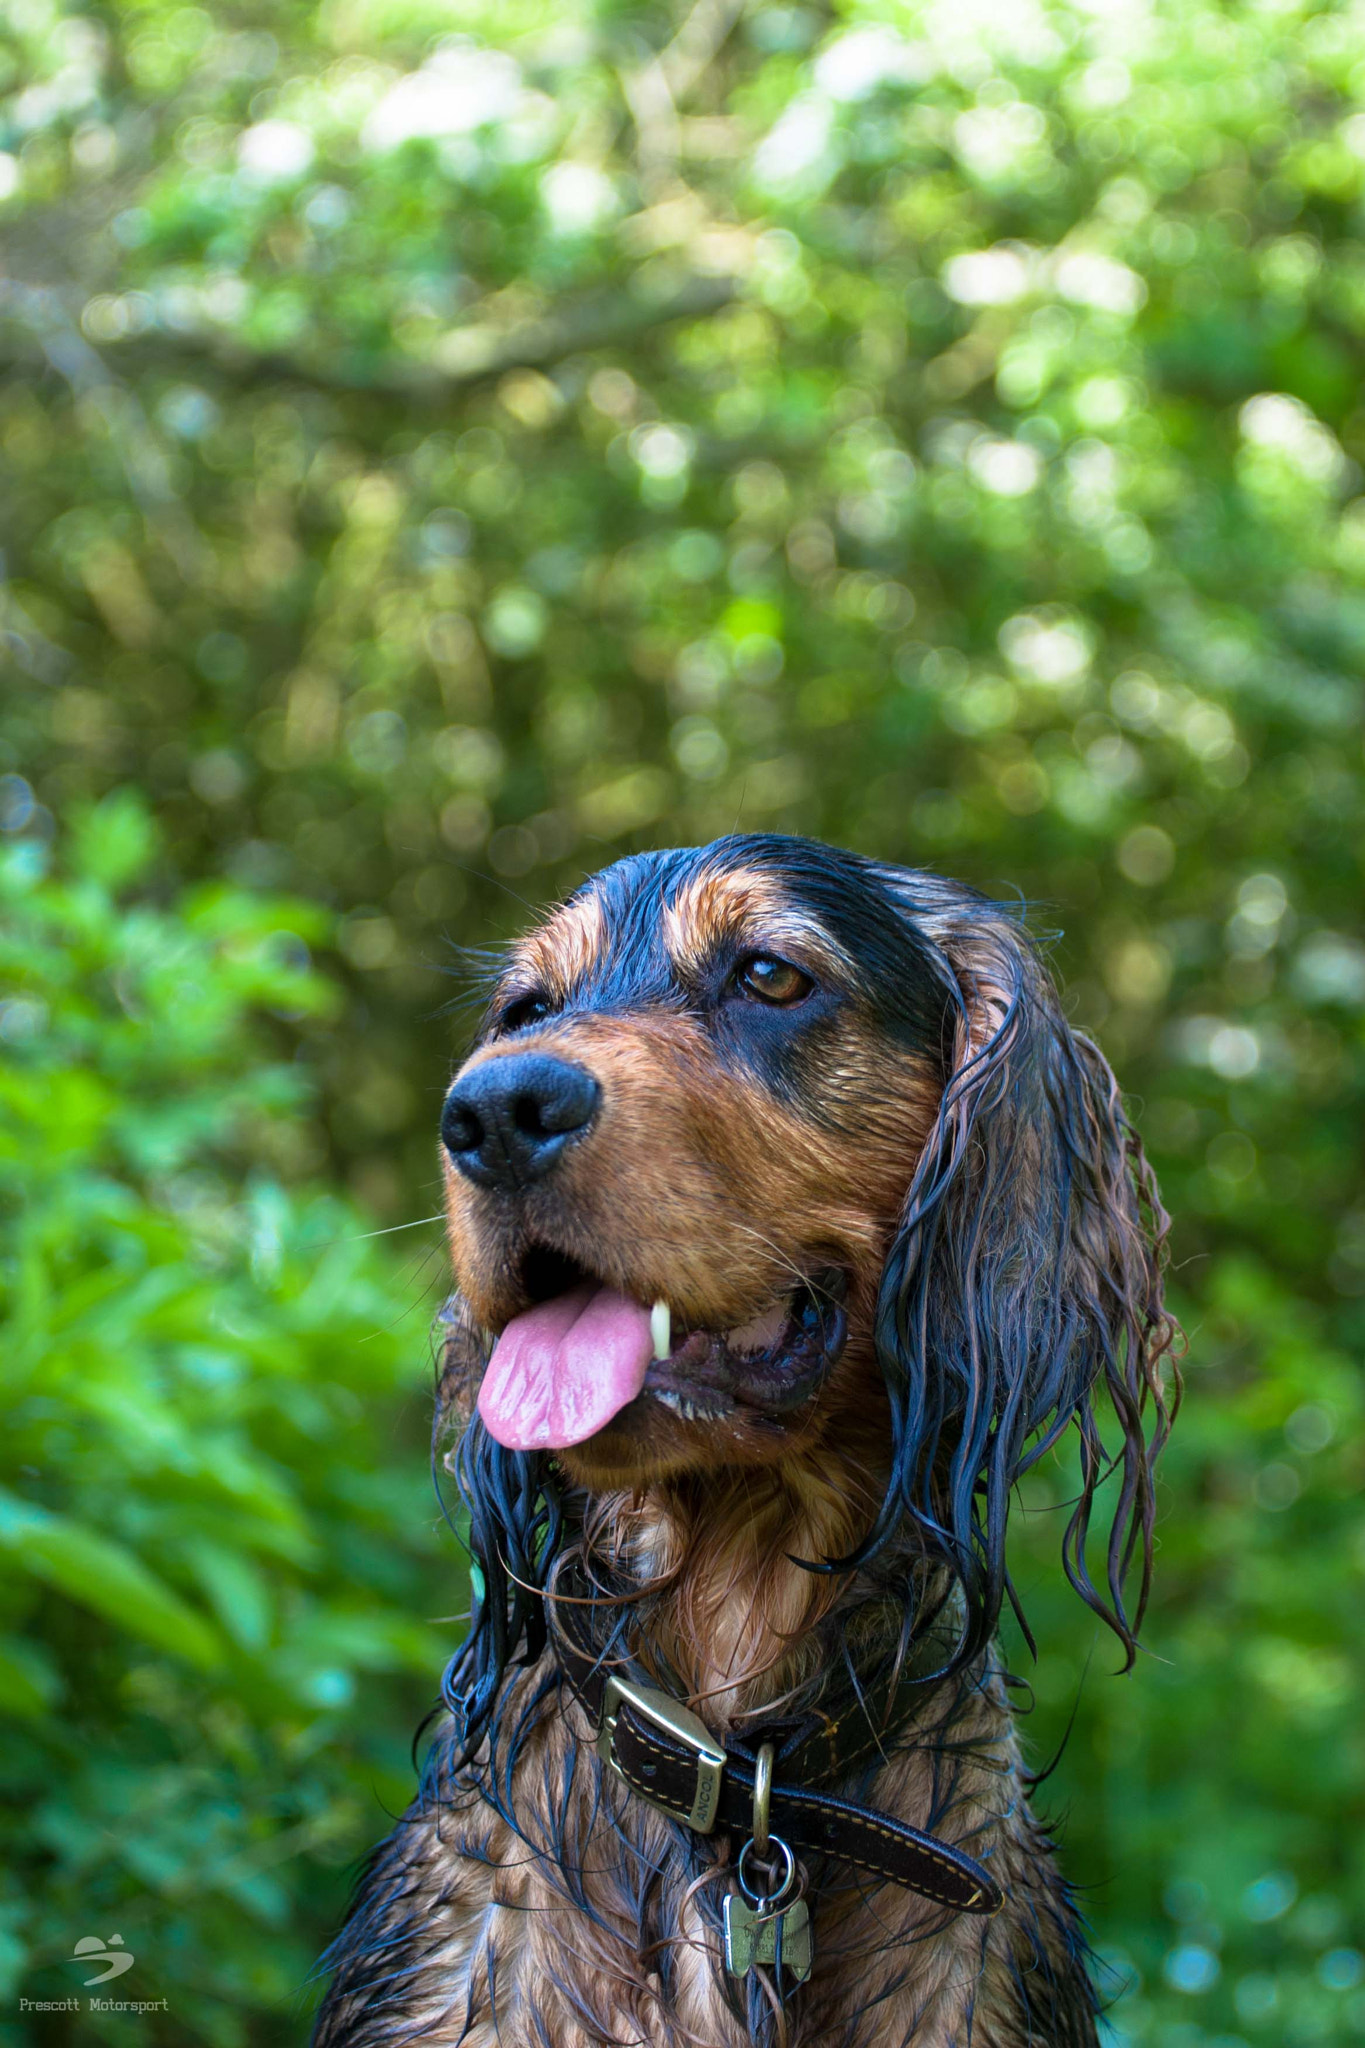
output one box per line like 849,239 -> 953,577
860,877 -> 1179,1671
434,1302 -> 562,1765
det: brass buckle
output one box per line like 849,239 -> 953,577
597,1675 -> 726,1833
751,1739 -> 775,1856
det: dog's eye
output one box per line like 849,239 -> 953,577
735,955 -> 814,1007
499,992 -> 551,1032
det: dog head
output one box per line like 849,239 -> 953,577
438,835 -> 1177,1744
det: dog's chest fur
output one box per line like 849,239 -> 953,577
313,1654 -> 1098,2048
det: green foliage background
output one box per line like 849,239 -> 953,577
1,0 -> 1363,2040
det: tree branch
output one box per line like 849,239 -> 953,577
0,272 -> 738,405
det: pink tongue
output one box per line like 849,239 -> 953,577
477,1284 -> 655,1451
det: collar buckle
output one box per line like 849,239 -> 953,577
597,1674 -> 726,1832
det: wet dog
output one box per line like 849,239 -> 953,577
314,834 -> 1177,2048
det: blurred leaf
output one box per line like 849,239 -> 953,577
0,1489 -> 223,1669
68,791 -> 159,893
0,1637 -> 62,1718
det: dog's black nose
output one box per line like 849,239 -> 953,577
441,1054 -> 600,1190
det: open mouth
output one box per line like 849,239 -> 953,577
476,1246 -> 848,1453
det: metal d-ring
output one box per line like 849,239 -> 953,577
752,1741 -> 775,1858
737,1832 -> 795,1911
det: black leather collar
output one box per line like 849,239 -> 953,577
548,1562 -> 1003,1918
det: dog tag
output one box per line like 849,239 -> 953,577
723,1894 -> 813,1983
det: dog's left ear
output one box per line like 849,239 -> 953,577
868,881 -> 1179,1668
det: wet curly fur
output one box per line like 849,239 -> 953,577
313,835 -> 1178,2048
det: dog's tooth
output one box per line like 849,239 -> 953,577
650,1299 -> 671,1360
